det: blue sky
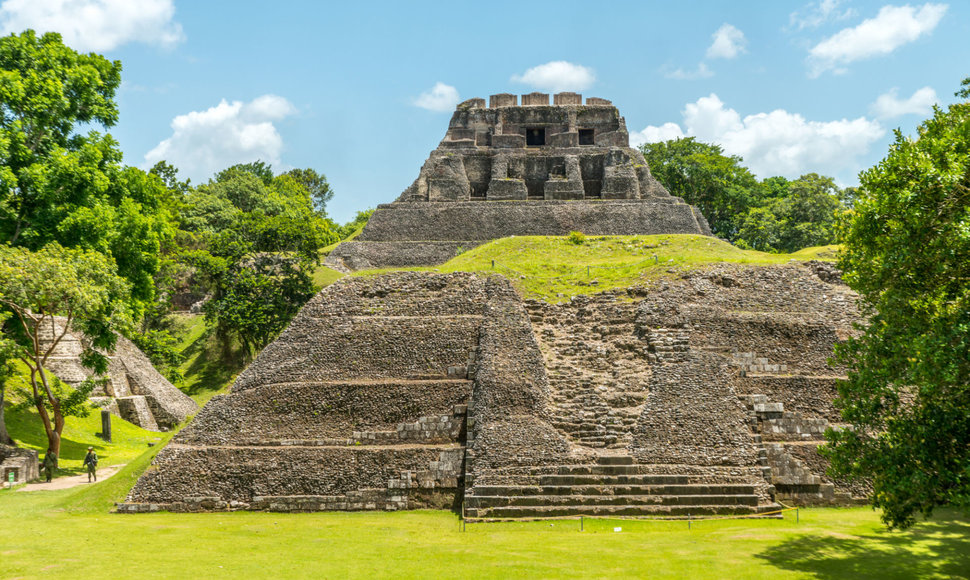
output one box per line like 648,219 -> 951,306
3,0 -> 967,222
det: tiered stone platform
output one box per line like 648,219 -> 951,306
123,262 -> 865,515
40,318 -> 197,431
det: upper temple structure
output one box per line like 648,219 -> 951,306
326,92 -> 712,271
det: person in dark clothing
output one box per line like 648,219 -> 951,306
41,449 -> 56,483
83,446 -> 98,482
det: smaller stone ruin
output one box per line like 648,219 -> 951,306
1,444 -> 39,486
40,318 -> 198,431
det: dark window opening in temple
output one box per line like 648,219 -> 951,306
578,129 -> 595,145
526,128 -> 545,146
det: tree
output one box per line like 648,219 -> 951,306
773,173 -> 842,252
338,208 -> 374,240
0,31 -> 174,319
0,30 -> 121,244
825,80 -> 970,528
0,243 -> 131,459
0,322 -> 15,445
283,167 -> 333,215
178,164 -> 338,358
640,137 -> 759,239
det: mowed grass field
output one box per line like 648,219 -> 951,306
1,480 -> 968,579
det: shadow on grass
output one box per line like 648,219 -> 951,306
5,404 -> 111,475
179,325 -> 248,398
756,512 -> 970,579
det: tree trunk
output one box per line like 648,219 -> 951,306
0,386 -> 13,446
31,367 -> 60,464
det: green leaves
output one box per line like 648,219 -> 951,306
640,139 -> 845,252
827,79 -> 970,529
0,31 -> 172,319
174,162 -> 338,358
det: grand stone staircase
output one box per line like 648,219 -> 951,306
526,296 -> 650,450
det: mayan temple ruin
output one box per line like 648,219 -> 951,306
326,92 -> 711,271
42,319 -> 198,432
121,94 -> 867,517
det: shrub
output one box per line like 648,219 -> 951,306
567,231 -> 586,245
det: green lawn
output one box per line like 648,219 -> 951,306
0,484 -> 966,580
2,367 -> 163,475
357,234 -> 841,302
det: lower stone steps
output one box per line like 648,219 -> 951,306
470,483 -> 760,497
466,493 -> 760,508
538,474 -> 693,486
465,503 -> 782,519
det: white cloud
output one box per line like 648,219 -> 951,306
413,82 -> 460,112
144,95 -> 297,182
706,24 -> 747,59
632,93 -> 886,180
870,86 -> 939,118
0,0 -> 183,52
789,0 -> 855,30
511,61 -> 595,93
632,122 -> 686,143
664,62 -> 713,80
808,3 -> 948,77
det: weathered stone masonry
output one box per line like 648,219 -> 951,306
326,93 -> 711,272
40,318 -> 198,431
123,264 -> 863,515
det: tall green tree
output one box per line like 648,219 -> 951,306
180,164 -> 338,358
825,80 -> 970,528
0,324 -> 15,445
640,137 -> 759,239
0,243 -> 131,458
0,30 -> 173,318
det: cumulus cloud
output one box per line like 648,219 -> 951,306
706,24 -> 747,59
413,82 -> 460,112
631,93 -> 886,179
870,86 -> 939,118
511,61 -> 595,93
144,95 -> 297,182
789,0 -> 855,30
664,62 -> 713,80
0,0 -> 183,52
808,3 -> 947,77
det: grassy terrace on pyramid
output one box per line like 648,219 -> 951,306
121,94 -> 867,518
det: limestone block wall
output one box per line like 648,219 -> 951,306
464,278 -> 573,485
355,200 -> 711,243
632,351 -> 762,466
325,241 -> 485,273
177,380 -> 472,446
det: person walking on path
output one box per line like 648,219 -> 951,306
41,449 -> 56,483
83,446 -> 98,483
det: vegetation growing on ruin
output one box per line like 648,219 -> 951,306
360,234 -> 838,302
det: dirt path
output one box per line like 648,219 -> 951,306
16,466 -> 121,492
